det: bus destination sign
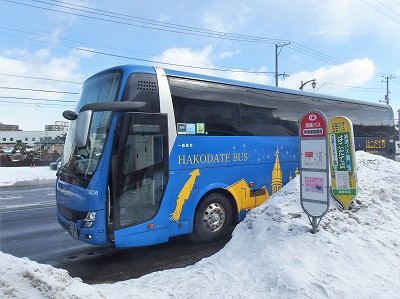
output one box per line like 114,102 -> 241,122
300,112 -> 326,138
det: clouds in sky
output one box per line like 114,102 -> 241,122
1,0 -> 399,131
0,48 -> 84,130
201,3 -> 253,32
152,45 -> 376,95
281,58 -> 376,92
152,45 -> 273,85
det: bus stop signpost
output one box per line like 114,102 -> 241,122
328,116 -> 357,210
299,110 -> 330,233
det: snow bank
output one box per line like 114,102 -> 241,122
0,166 -> 56,187
0,253 -> 105,298
1,151 -> 400,298
101,152 -> 400,298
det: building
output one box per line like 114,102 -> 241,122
0,122 -> 20,131
33,138 -> 64,157
45,121 -> 69,132
0,131 -> 64,147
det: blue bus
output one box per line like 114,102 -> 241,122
57,65 -> 395,248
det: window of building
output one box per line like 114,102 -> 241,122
10,138 -> 13,141
25,137 -> 28,141
32,137 -> 36,141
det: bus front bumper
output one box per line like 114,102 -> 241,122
57,206 -> 109,245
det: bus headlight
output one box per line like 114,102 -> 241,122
83,211 -> 96,228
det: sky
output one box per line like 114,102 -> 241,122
0,0 -> 400,131
1,151 -> 400,298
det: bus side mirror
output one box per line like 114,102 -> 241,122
75,110 -> 92,148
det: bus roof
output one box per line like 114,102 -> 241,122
163,68 -> 390,110
96,64 -> 391,111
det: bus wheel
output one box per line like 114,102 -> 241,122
192,193 -> 233,242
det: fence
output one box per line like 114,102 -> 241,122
0,160 -> 51,167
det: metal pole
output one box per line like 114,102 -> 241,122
275,44 -> 278,87
382,75 -> 396,105
311,217 -> 318,234
275,42 -> 291,87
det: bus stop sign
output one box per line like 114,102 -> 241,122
328,116 -> 357,210
299,110 -> 330,233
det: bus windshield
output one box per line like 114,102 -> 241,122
60,70 -> 122,187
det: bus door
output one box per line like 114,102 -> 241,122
111,112 -> 169,247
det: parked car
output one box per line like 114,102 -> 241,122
50,157 -> 62,170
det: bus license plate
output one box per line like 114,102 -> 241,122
68,224 -> 79,239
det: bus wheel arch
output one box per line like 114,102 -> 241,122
192,189 -> 237,243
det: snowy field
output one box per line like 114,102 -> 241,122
1,151 -> 400,298
0,166 -> 56,187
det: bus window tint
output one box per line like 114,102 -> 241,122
169,78 -> 240,136
239,89 -> 298,136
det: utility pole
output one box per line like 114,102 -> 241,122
275,42 -> 291,87
382,75 -> 396,105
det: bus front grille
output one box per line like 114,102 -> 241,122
57,203 -> 87,223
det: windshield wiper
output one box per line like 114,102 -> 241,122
57,165 -> 86,184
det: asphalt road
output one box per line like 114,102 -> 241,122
0,184 -> 230,283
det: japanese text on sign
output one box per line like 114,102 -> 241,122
328,116 -> 357,210
333,132 -> 351,171
300,112 -> 326,138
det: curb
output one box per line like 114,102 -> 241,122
0,179 -> 56,188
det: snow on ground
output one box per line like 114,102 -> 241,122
0,253 -> 104,299
0,166 -> 56,187
1,151 -> 400,298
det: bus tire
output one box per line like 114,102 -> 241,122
192,193 -> 233,243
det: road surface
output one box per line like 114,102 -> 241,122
0,184 -> 230,283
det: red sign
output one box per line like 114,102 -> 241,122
300,111 -> 327,137
305,152 -> 313,158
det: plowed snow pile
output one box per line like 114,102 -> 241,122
1,151 -> 399,298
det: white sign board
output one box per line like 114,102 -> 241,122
299,110 -> 330,231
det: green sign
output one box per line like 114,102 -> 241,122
328,116 -> 357,209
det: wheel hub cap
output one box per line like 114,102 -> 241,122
203,203 -> 226,232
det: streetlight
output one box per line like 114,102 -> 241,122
299,79 -> 317,91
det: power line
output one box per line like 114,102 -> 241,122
0,25 -> 162,61
0,96 -> 76,103
0,86 -> 79,94
389,0 -> 400,8
1,24 -> 381,78
22,0 -> 384,76
1,0 -> 376,72
314,82 -> 384,93
392,78 -> 400,85
375,0 -> 400,18
2,0 -> 284,44
0,100 -> 72,107
361,0 -> 400,25
76,48 -> 275,74
33,0 -> 280,43
0,72 -> 82,85
0,25 -> 273,75
323,83 -> 383,90
0,0 -> 392,80
288,43 -> 383,76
